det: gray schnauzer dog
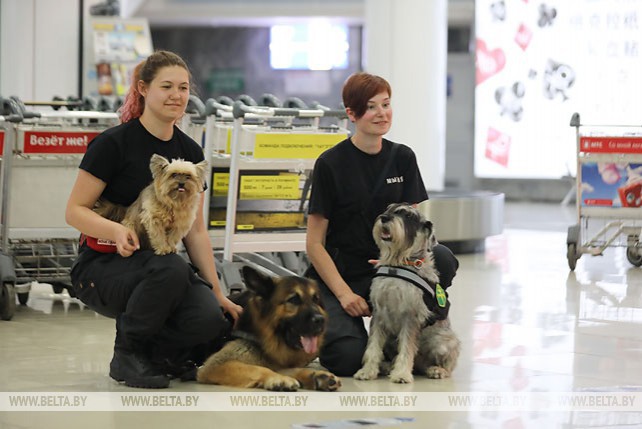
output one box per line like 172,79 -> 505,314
354,203 -> 460,383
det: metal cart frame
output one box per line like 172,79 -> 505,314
566,112 -> 642,270
198,96 -> 348,292
0,98 -> 119,320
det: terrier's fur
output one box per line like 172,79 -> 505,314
354,203 -> 460,383
94,154 -> 207,255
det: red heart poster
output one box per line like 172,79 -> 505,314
476,39 -> 506,85
485,127 -> 511,167
514,23 -> 532,51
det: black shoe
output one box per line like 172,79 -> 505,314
154,358 -> 198,382
109,349 -> 171,389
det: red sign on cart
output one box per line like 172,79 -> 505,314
22,131 -> 100,154
0,130 -> 4,153
580,136 -> 642,154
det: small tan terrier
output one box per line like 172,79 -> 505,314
95,154 -> 207,255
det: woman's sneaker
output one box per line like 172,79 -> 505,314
109,348 -> 170,388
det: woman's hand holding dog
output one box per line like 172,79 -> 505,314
219,295 -> 243,324
113,224 -> 140,257
338,290 -> 371,317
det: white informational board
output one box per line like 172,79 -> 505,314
474,0 -> 642,179
82,17 -> 153,98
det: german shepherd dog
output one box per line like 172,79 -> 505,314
197,266 -> 341,391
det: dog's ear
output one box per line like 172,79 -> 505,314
424,220 -> 438,248
241,265 -> 275,298
149,154 -> 169,179
195,160 -> 208,189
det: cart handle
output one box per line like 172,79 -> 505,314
9,96 -> 41,119
283,97 -> 308,109
0,114 -> 23,123
236,94 -> 258,106
260,93 -> 282,108
216,95 -> 235,106
204,98 -> 233,117
310,102 -> 348,119
232,100 -> 326,119
569,111 -> 642,128
186,95 -> 206,117
232,100 -> 348,119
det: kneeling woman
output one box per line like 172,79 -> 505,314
65,50 -> 241,388
305,72 -> 459,377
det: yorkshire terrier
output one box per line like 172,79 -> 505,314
94,154 -> 207,255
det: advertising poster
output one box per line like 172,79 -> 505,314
581,162 -> 642,208
475,0 -> 642,178
84,18 -> 152,97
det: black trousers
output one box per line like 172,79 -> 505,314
315,243 -> 459,377
70,248 -> 231,363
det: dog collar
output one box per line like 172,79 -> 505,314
402,258 -> 425,268
231,330 -> 260,345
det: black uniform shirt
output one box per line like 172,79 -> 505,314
79,118 -> 205,206
308,138 -> 428,280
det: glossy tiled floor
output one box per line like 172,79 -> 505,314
1,203 -> 642,428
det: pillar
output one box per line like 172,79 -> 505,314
364,0 -> 448,191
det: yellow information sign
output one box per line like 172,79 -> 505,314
212,172 -> 230,197
213,172 -> 301,200
240,175 -> 300,200
253,133 -> 346,159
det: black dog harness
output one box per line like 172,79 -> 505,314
373,265 -> 450,325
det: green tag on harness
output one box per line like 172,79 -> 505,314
436,283 -> 447,308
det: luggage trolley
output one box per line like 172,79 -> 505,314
178,95 -> 208,147
0,98 -> 119,319
0,105 -> 23,320
566,112 -> 642,270
202,96 -> 348,292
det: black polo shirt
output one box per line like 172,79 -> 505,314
308,138 -> 428,280
79,118 -> 205,206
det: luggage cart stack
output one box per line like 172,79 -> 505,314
0,97 -> 119,320
202,95 -> 348,292
567,112 -> 642,270
179,95 -> 209,147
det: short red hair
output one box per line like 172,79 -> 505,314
342,72 -> 392,119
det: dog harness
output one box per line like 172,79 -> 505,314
373,265 -> 450,325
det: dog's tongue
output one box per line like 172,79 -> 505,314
301,336 -> 319,354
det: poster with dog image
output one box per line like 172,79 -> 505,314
475,0 -> 642,179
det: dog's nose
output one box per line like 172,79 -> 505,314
379,214 -> 391,223
311,314 -> 325,328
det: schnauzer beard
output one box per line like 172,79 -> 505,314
95,154 -> 207,255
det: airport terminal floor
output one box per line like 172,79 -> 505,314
1,202 -> 641,428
